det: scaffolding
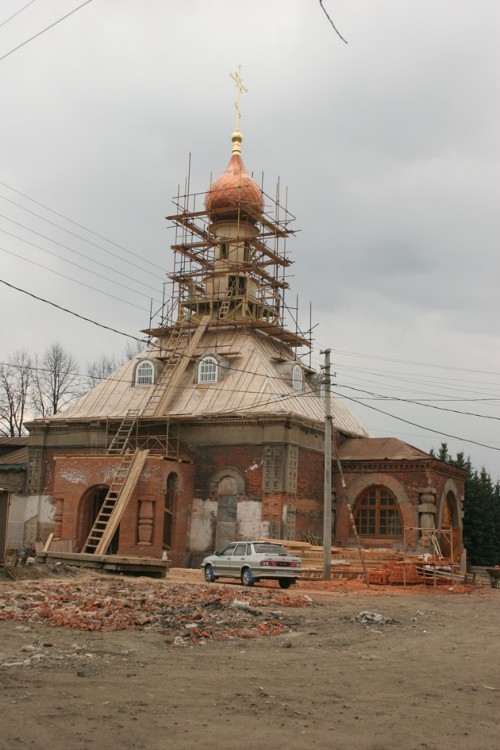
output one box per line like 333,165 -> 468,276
143,172 -> 311,351
403,526 -> 462,586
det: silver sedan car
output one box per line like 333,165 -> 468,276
201,541 -> 302,589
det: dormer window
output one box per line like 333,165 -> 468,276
198,356 -> 218,384
292,364 -> 303,391
135,360 -> 154,386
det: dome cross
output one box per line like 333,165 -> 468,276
229,65 -> 247,131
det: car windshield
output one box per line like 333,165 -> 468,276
253,543 -> 288,555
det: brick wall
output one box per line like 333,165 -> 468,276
334,461 -> 465,552
52,455 -> 193,561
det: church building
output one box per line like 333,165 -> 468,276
25,116 -> 465,569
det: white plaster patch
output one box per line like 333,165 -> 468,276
189,498 -> 217,552
59,468 -> 89,484
237,500 -> 261,539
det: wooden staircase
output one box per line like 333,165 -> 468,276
82,448 -> 149,555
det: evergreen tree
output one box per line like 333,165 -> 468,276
433,443 -> 500,566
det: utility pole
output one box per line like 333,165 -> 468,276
321,348 -> 332,580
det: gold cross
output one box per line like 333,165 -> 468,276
229,65 -> 247,131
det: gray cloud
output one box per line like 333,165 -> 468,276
0,0 -> 499,475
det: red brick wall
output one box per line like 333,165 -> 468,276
52,455 -> 193,562
334,462 -> 464,552
191,443 -> 324,540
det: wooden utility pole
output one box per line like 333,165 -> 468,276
332,431 -> 371,589
322,348 -> 332,580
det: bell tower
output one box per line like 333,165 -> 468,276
146,71 -> 309,351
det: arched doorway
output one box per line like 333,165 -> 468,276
215,475 -> 238,552
77,485 -> 119,554
440,490 -> 460,560
163,472 -> 178,550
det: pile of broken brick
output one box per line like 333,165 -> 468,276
0,580 -> 312,645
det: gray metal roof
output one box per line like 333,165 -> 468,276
44,327 -> 369,438
338,437 -> 430,461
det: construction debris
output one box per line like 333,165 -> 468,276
0,579 -> 312,646
352,611 -> 399,626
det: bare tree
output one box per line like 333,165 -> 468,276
0,350 -> 32,436
86,353 -> 120,386
31,343 -> 84,417
123,338 -> 147,361
85,339 -> 146,390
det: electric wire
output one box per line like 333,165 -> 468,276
0,0 -> 38,30
2,272 -> 499,417
0,278 -> 147,340
331,346 -> 500,379
0,0 -> 94,63
2,278 -> 500,453
0,240 -> 161,305
0,180 -> 166,273
0,212 -> 165,290
0,248 -> 150,312
332,390 -> 500,452
336,384 -> 500,421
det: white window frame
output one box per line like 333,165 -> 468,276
292,364 -> 303,391
135,360 -> 154,386
198,356 -> 218,384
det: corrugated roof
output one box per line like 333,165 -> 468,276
43,327 -> 369,438
0,447 -> 28,466
0,436 -> 29,447
338,437 -> 430,462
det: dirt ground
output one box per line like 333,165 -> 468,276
0,567 -> 498,750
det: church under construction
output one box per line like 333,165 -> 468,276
24,107 -> 465,572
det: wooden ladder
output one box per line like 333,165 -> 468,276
107,409 -> 140,454
82,448 -> 149,555
82,317 -> 210,555
142,314 -> 210,418
218,284 -> 237,320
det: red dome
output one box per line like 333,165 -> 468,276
205,138 -> 263,217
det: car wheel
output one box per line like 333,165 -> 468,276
240,567 -> 254,587
204,564 -> 216,583
278,578 -> 294,589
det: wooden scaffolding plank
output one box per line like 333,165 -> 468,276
150,314 -> 211,416
94,449 -> 149,555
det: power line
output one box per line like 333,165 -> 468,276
0,235 -> 161,305
0,0 -> 37,30
0,246 -> 150,312
336,383 -> 500,421
334,390 -> 500,453
331,346 -> 500,379
0,278 -> 146,342
0,212 -> 164,291
3,276 -> 500,454
0,0 -> 94,63
0,180 -> 166,273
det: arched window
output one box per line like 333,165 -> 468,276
198,356 -> 218,384
292,364 -> 303,391
135,360 -> 154,386
354,486 -> 403,537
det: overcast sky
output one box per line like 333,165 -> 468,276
1,0 -> 499,478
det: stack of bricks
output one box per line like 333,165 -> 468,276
368,560 -> 421,585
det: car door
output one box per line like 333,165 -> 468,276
231,542 -> 249,576
215,543 -> 236,576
